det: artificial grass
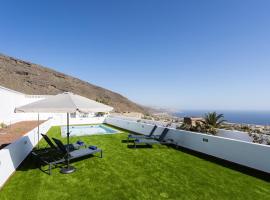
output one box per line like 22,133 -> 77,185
0,126 -> 269,200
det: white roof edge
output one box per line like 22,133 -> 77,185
0,85 -> 25,95
0,85 -> 53,98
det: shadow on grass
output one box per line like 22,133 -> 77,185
170,145 -> 270,182
17,150 -> 99,175
127,144 -> 153,149
121,139 -> 133,143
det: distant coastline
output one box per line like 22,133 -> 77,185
173,110 -> 270,126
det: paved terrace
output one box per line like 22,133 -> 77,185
0,125 -> 269,200
0,121 -> 45,149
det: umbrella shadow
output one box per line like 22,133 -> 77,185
18,151 -> 98,175
127,144 -> 153,149
121,139 -> 133,143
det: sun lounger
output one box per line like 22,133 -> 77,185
127,125 -> 158,141
41,133 -> 85,151
133,128 -> 174,148
31,138 -> 102,175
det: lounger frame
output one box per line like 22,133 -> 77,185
31,138 -> 102,175
133,128 -> 174,148
127,125 -> 158,142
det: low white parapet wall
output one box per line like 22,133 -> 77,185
217,129 -> 253,142
105,117 -> 270,173
0,120 -> 52,188
52,116 -> 106,126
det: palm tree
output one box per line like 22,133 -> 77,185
201,112 -> 226,135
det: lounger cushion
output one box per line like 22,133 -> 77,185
69,148 -> 101,158
89,145 -> 97,150
129,134 -> 148,139
77,140 -> 84,146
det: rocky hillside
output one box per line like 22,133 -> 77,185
0,54 -> 146,113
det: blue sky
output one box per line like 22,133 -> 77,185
0,0 -> 270,110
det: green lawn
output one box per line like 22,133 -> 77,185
0,126 -> 270,200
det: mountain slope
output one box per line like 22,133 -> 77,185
0,54 -> 146,113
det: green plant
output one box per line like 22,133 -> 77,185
240,125 -> 252,133
252,134 -> 264,144
200,112 -> 226,135
178,112 -> 226,135
95,97 -> 110,105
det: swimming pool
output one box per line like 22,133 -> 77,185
61,124 -> 119,137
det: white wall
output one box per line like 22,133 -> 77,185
0,86 -> 53,124
52,114 -> 106,126
217,129 -> 253,142
0,120 -> 52,188
108,115 -> 178,128
105,117 -> 270,173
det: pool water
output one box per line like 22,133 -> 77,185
61,124 -> 118,137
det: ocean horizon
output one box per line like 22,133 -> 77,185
174,110 -> 270,126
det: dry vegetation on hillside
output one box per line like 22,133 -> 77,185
0,54 -> 146,113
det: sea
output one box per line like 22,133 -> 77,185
173,110 -> 270,126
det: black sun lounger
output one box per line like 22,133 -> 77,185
41,134 -> 84,151
127,125 -> 158,141
133,128 -> 174,148
31,138 -> 102,175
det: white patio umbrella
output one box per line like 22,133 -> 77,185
15,92 -> 113,174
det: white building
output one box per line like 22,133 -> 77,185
0,85 -> 106,126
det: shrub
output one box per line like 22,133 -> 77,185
0,122 -> 7,128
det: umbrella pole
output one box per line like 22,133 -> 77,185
60,112 -> 76,174
37,113 -> 40,149
67,113 -> 69,146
